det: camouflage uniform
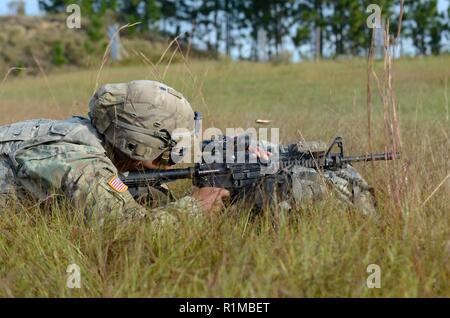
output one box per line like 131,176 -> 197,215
288,165 -> 376,215
0,80 -> 200,225
0,116 -> 199,223
257,139 -> 376,215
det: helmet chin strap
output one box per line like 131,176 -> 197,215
159,150 -> 172,165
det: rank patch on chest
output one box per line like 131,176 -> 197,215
108,176 -> 128,193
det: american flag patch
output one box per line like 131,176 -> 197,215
107,176 -> 128,193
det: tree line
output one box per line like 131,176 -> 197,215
38,0 -> 450,61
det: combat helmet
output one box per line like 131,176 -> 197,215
89,80 -> 194,162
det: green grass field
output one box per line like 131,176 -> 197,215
0,56 -> 449,297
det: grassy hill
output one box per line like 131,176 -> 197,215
0,56 -> 449,297
0,15 -> 208,77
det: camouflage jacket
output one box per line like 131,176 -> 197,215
0,117 -> 199,224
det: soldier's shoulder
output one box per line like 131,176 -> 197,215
1,117 -> 103,148
59,117 -> 105,149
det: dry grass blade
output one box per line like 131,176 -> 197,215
396,0 -> 405,41
158,34 -> 212,121
422,174 -> 450,206
33,55 -> 62,116
162,46 -> 180,81
0,67 -> 27,100
368,3 -> 405,214
296,129 -> 329,193
366,28 -> 375,171
1,67 -> 27,86
93,22 -> 142,95
155,33 -> 183,67
132,50 -> 160,80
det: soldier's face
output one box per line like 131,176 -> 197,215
139,156 -> 172,170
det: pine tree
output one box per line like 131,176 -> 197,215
404,0 -> 445,55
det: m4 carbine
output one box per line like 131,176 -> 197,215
122,135 -> 399,203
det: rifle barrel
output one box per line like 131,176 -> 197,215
341,152 -> 399,163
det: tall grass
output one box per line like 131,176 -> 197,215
0,55 -> 449,297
